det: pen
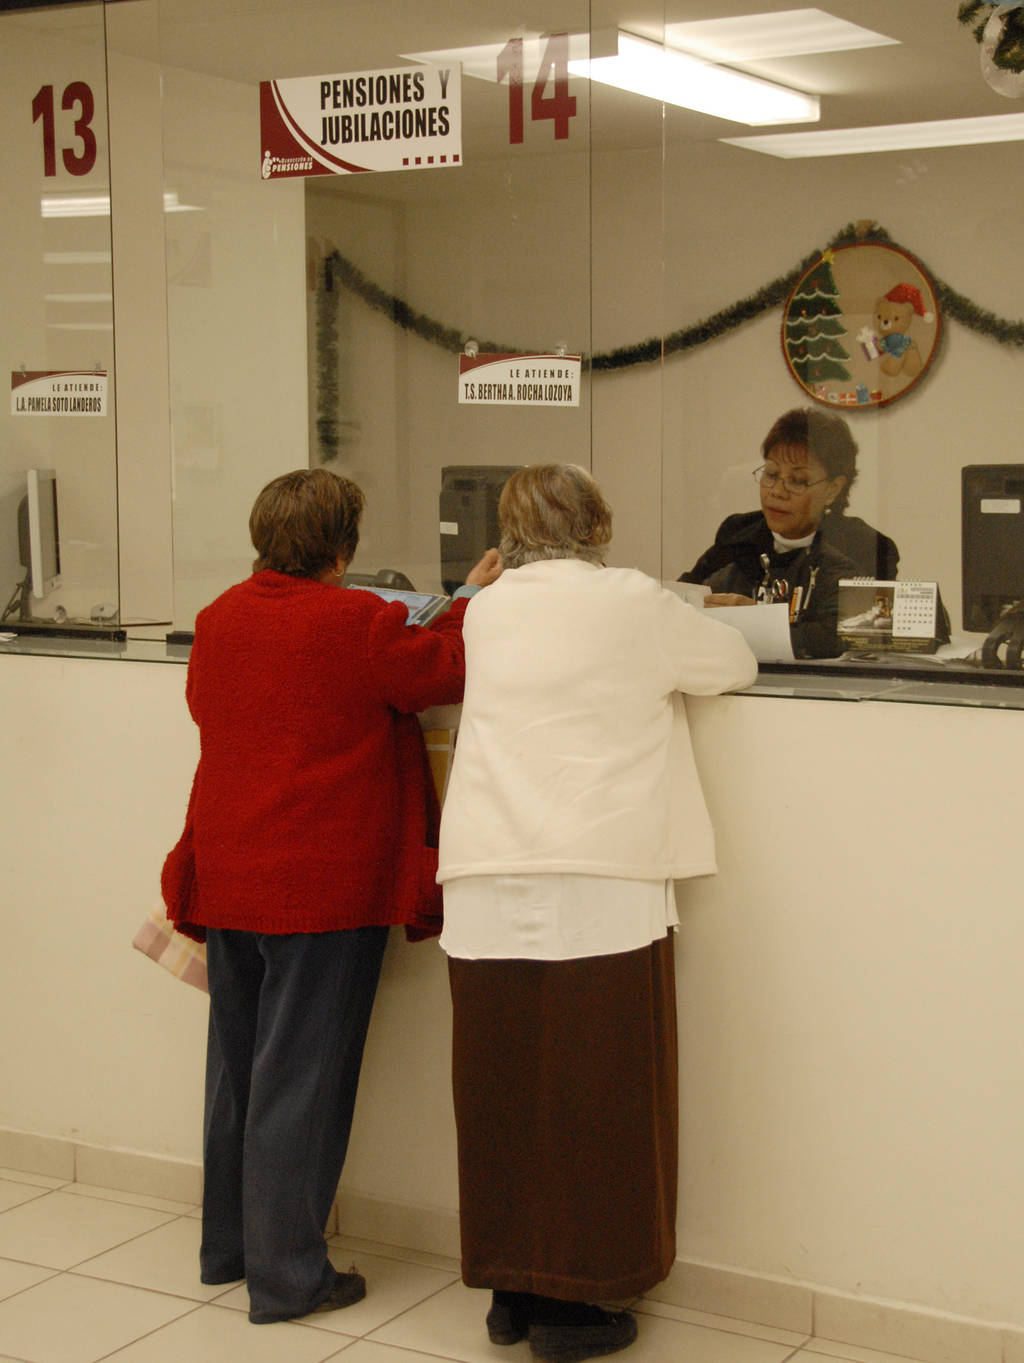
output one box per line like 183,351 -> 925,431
803,565 -> 820,609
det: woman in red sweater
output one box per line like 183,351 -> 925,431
163,468 -> 498,1324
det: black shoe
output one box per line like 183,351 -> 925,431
487,1290 -> 535,1345
200,1264 -> 245,1286
309,1269 -> 367,1314
529,1305 -> 637,1363
250,1267 -> 367,1324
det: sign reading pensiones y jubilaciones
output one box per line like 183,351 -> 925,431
458,354 -> 582,407
11,370 -> 107,416
259,64 -> 462,179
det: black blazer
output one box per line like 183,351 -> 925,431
678,511 -> 889,658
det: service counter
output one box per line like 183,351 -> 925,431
4,625 -> 1024,709
2,643 -> 1024,1360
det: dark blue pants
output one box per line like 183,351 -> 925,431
200,925 -> 388,1322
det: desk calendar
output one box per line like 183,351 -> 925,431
837,579 -> 943,653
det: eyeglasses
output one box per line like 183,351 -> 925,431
752,465 -> 831,496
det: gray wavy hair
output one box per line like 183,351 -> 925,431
497,463 -> 612,570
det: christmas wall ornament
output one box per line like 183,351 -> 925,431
981,5 -> 1024,94
959,1 -> 1024,85
783,250 -> 852,390
782,242 -> 941,410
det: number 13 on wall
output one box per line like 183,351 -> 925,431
32,82 -> 98,177
497,34 -> 577,143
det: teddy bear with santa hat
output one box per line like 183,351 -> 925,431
872,282 -> 935,378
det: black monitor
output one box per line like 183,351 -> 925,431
4,471 -> 122,637
4,468 -> 62,623
439,465 -> 522,595
19,468 -> 61,599
962,464 -> 1024,631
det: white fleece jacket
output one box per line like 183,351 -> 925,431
437,559 -> 758,883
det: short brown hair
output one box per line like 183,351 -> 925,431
762,408 -> 858,513
249,468 -> 364,577
498,464 -> 612,570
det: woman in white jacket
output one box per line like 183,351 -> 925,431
437,464 -> 757,1363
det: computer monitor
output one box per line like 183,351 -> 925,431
439,465 -> 522,595
962,464 -> 1024,631
19,468 -> 61,599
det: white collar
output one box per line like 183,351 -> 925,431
772,530 -> 815,553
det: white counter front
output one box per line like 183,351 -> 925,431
2,651 -> 1023,1346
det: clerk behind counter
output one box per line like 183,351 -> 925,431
678,408 -> 899,659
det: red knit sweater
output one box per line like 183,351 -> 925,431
162,571 -> 468,939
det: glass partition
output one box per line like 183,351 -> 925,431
156,0 -> 596,625
4,0 -> 1024,701
0,0 -> 119,634
660,1 -> 1024,681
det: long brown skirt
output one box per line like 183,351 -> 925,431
448,935 -> 678,1302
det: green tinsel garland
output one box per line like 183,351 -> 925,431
315,226 -> 1024,456
316,254 -> 341,457
599,223 -> 1024,369
958,1 -> 1024,71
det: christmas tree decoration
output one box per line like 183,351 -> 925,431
782,240 -> 941,410
959,2 -> 1024,77
981,5 -> 1024,94
783,250 -> 852,387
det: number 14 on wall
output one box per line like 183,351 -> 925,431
497,34 -> 577,143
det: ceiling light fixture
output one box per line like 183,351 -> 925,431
405,37 -> 591,83
664,9 -> 899,62
723,112 -> 1024,157
44,293 -> 113,303
567,31 -> 819,126
41,193 -> 111,219
43,252 -> 112,265
46,322 -> 114,331
40,191 -> 201,218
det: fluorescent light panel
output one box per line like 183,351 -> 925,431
405,37 -> 590,82
568,32 -> 818,126
41,191 -> 200,217
409,29 -> 818,125
407,12 -> 897,85
44,252 -> 111,265
44,293 -> 113,303
41,193 -> 110,218
724,113 -> 1024,157
664,9 -> 899,62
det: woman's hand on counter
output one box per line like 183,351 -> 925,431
704,592 -> 755,608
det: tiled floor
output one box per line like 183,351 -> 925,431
0,1167 -> 931,1363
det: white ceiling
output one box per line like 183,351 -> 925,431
12,0 -> 1012,159
120,0 -> 1009,140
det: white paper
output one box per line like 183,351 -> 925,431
661,580 -> 710,607
704,602 -> 794,662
